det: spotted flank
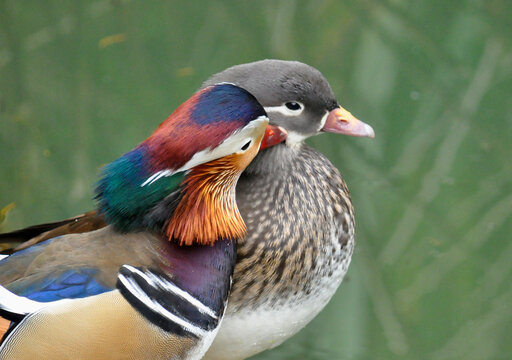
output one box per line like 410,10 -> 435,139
117,265 -> 221,338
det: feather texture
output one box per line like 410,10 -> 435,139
94,84 -> 267,241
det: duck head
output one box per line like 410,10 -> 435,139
95,84 -> 268,245
203,60 -> 374,148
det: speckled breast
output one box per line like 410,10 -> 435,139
204,144 -> 355,360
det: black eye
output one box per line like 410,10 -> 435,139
241,141 -> 251,151
285,102 -> 302,111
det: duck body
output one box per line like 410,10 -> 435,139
205,143 -> 354,359
0,227 -> 237,360
0,84 -> 270,359
0,60 -> 373,359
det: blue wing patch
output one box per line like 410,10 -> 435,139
15,268 -> 112,302
1,235 -> 114,303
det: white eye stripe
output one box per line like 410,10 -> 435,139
264,101 -> 305,116
140,115 -> 268,187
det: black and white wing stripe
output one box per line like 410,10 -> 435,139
0,285 -> 48,322
117,265 -> 222,338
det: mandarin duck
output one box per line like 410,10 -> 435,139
0,60 -> 374,359
0,83 -> 270,359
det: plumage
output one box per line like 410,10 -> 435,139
0,83 -> 268,359
0,211 -> 106,255
202,61 -> 373,359
95,84 -> 267,238
0,60 -> 374,359
0,230 -> 237,360
1,289 -> 194,360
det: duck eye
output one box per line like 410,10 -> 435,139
285,102 -> 302,111
241,140 -> 251,151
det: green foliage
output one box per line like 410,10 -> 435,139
0,203 -> 15,237
0,1 -> 511,359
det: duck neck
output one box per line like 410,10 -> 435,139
243,142 -> 302,175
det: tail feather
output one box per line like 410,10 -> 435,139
0,211 -> 106,255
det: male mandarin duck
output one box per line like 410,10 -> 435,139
0,60 -> 375,359
0,83 -> 270,359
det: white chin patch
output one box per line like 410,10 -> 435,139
285,131 -> 310,146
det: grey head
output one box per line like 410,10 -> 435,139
203,59 -> 374,155
202,60 -> 343,145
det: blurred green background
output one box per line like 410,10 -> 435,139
1,0 -> 511,359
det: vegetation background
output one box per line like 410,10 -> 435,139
1,1 -> 511,359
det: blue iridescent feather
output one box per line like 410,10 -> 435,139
191,84 -> 266,126
17,269 -> 111,302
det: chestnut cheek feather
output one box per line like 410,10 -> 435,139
165,156 -> 245,246
165,138 -> 262,246
165,134 -> 263,245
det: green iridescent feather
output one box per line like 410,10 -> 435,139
95,147 -> 185,232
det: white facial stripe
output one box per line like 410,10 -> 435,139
140,115 -> 268,187
317,111 -> 329,132
175,115 -> 268,171
273,110 -> 329,146
285,111 -> 328,146
264,102 -> 305,117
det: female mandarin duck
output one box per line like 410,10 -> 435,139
0,60 -> 374,359
0,83 -> 270,359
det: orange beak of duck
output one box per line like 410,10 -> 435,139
322,106 -> 375,138
260,125 -> 288,150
